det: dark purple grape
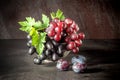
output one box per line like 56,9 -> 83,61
33,57 -> 42,65
46,41 -> 53,50
39,53 -> 46,60
27,40 -> 32,47
27,42 -> 31,47
57,45 -> 63,54
28,40 -> 32,44
57,45 -> 64,57
45,49 -> 52,56
52,53 -> 58,61
52,40 -> 59,47
28,46 -> 35,55
27,35 -> 31,40
51,48 -> 55,53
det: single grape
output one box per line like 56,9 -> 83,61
48,30 -> 55,37
54,33 -> 61,42
52,40 -> 59,47
78,33 -> 85,39
67,41 -> 76,50
33,57 -> 42,65
27,35 -> 31,40
70,21 -> 75,28
71,33 -> 78,40
51,48 -> 55,53
27,42 -> 31,47
57,22 -> 64,28
28,40 -> 32,44
52,53 -> 58,61
57,45 -> 63,54
64,18 -> 73,27
56,59 -> 69,71
55,27 -> 61,34
49,22 -> 57,28
72,47 -> 79,53
28,46 -> 35,55
63,22 -> 67,29
46,41 -> 53,50
65,36 -> 71,43
75,39 -> 82,47
45,49 -> 52,56
74,24 -> 79,31
39,53 -> 46,60
66,27 -> 74,34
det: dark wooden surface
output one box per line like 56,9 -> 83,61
0,39 -> 120,80
0,0 -> 120,39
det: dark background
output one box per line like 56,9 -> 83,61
0,0 -> 120,39
0,1 -> 120,80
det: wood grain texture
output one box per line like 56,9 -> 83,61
0,0 -> 120,39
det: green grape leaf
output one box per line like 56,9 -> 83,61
29,27 -> 35,36
36,32 -> 46,55
33,21 -> 42,29
42,14 -> 50,27
18,17 -> 35,33
56,9 -> 63,18
39,32 -> 47,43
18,21 -> 31,33
18,21 -> 27,27
26,17 -> 35,27
60,14 -> 65,20
50,9 -> 65,20
36,43 -> 44,55
30,27 -> 39,47
50,12 -> 56,19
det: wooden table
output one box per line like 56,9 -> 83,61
0,39 -> 120,80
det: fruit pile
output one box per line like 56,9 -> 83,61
56,55 -> 87,73
18,9 -> 85,65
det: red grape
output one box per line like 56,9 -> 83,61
64,18 -> 73,27
75,39 -> 82,47
73,47 -> 79,53
78,33 -> 85,39
48,30 -> 55,37
53,18 -> 60,23
66,27 -> 74,34
63,23 -> 67,29
54,33 -> 61,41
55,27 -> 61,34
70,21 -> 76,28
67,41 -> 76,50
57,22 -> 64,28
65,37 -> 71,43
49,22 -> 57,28
74,24 -> 79,31
71,33 -> 78,40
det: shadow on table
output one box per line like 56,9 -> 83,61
82,67 -> 104,74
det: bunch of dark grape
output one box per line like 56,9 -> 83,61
26,35 -> 66,64
26,18 -> 85,65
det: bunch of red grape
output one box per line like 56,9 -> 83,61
46,18 -> 85,54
